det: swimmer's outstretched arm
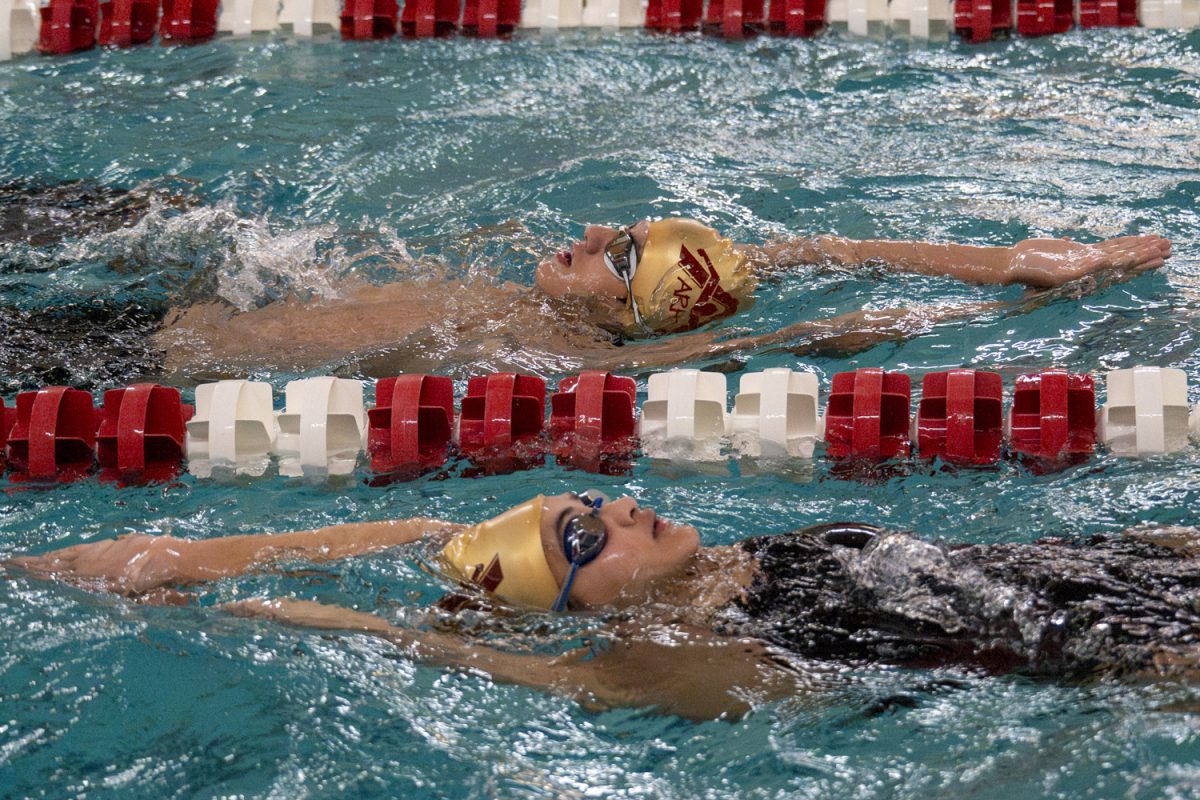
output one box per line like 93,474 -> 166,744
600,300 -> 1009,372
752,234 -> 1171,288
227,597 -> 803,720
6,518 -> 464,597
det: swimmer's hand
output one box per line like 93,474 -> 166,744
7,534 -> 191,596
1007,235 -> 1171,288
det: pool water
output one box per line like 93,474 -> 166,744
2,27 -> 1200,798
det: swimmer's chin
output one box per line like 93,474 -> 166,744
660,519 -> 702,552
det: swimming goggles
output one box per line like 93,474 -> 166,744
551,490 -> 610,612
603,227 -> 649,332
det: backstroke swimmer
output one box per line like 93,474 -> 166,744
157,218 -> 1172,380
10,491 -> 1200,720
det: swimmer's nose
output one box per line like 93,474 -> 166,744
602,496 -> 639,526
583,225 -> 618,255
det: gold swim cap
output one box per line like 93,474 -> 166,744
440,496 -> 560,609
623,219 -> 756,334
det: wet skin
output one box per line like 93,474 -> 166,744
538,493 -> 701,609
534,221 -> 650,300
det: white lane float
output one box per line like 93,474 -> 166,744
1139,0 -> 1200,27
274,377 -> 366,477
729,368 -> 823,458
640,369 -> 728,460
521,0 -> 648,28
519,0 -> 583,28
279,0 -> 338,35
582,0 -> 644,25
0,0 -> 38,60
185,379 -> 277,477
218,0 -> 280,34
1097,366 -> 1192,456
847,0 -> 887,35
888,0 -> 952,37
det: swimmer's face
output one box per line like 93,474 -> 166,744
539,492 -> 701,609
535,220 -> 651,300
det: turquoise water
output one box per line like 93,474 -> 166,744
2,28 -> 1200,798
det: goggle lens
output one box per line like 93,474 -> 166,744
603,230 -> 636,281
551,490 -> 611,612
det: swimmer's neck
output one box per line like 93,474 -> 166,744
627,545 -> 756,619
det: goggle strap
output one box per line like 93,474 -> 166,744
551,564 -> 580,612
625,274 -> 649,332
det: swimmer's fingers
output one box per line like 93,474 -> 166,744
7,534 -> 187,596
1095,235 -> 1156,251
5,554 -> 63,577
6,551 -> 131,596
1108,242 -> 1169,275
1095,236 -> 1172,265
6,542 -> 97,578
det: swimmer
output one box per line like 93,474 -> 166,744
10,492 -> 1200,720
0,181 -> 1171,382
157,219 -> 1172,381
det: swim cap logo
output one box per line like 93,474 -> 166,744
667,245 -> 740,328
470,555 -> 504,592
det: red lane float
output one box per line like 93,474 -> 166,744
460,0 -> 519,36
38,0 -> 97,54
458,372 -> 545,453
367,374 -> 455,472
1015,0 -> 1072,35
768,0 -> 826,36
0,397 -> 15,470
159,0 -> 218,42
954,0 -> 1012,42
549,371 -> 637,455
915,369 -> 1003,465
1009,370 -> 1096,460
7,387 -> 96,481
705,0 -> 766,37
400,0 -> 459,36
1078,0 -> 1138,26
341,0 -> 398,39
645,0 -> 704,31
96,383 -> 193,481
825,368 -> 911,460
98,0 -> 157,46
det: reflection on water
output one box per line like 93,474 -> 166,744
1,28 -> 1199,800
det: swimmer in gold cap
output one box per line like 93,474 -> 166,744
11,492 -> 1200,719
532,218 -> 1173,339
156,216 -> 1171,382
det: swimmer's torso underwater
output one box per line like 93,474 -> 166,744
3,33 -> 1200,798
